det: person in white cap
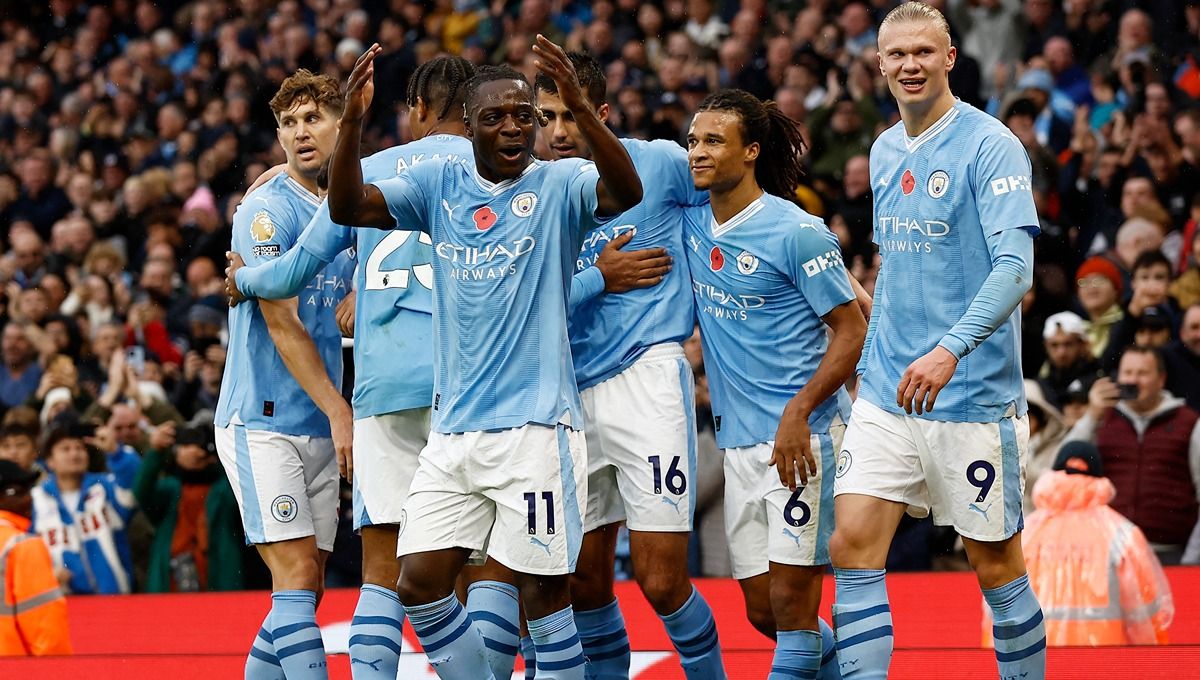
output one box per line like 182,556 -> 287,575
1037,310 -> 1099,409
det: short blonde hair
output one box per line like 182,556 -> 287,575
880,2 -> 952,44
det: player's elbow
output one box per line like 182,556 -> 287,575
327,198 -> 356,226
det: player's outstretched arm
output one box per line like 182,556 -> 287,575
532,35 -> 642,216
327,43 -> 393,229
260,297 -> 354,480
225,245 -> 328,306
771,300 -> 866,490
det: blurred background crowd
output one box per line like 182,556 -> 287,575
0,0 -> 1197,595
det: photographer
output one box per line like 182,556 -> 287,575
1062,345 -> 1200,564
132,423 -> 243,592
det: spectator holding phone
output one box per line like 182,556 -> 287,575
1062,345 -> 1200,564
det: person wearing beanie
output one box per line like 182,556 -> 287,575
983,441 -> 1175,646
1076,255 -> 1126,360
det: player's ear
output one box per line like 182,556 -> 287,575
745,141 -> 760,163
597,102 -> 610,124
946,45 -> 957,72
415,96 -> 429,123
464,115 -> 474,139
877,52 -> 885,77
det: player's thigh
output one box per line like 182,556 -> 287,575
570,523 -> 621,611
917,414 -> 1029,543
215,424 -> 319,546
396,432 -> 491,560
353,409 -> 428,532
605,346 -> 698,533
480,424 -> 587,577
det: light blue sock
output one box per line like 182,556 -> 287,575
270,590 -> 328,679
817,618 -> 841,680
405,593 -> 496,680
984,574 -> 1046,680
520,635 -> 537,679
660,587 -> 725,680
832,569 -> 892,679
467,581 -> 522,680
527,606 -> 585,680
245,611 -> 285,680
575,599 -> 631,680
349,584 -> 405,679
768,629 -> 822,680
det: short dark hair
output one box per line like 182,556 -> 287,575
1121,344 -> 1167,374
534,51 -> 606,107
1131,249 -> 1171,276
406,56 -> 476,121
464,65 -> 530,116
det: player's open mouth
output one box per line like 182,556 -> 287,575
899,78 -> 925,92
296,145 -> 317,160
498,146 -> 525,162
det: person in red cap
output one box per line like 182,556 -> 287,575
984,440 -> 1175,646
1076,255 -> 1126,359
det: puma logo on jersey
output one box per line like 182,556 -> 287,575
442,200 -> 460,221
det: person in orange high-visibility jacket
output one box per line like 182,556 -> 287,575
0,460 -> 71,655
984,441 -> 1174,647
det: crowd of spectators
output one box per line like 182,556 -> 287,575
0,0 -> 1198,592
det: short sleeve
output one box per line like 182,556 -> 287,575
564,159 -> 604,241
783,220 -> 856,318
371,161 -> 438,233
972,132 -> 1041,237
232,200 -> 297,267
297,201 -> 354,263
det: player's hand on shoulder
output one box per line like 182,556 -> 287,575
336,291 -> 356,338
771,402 -> 817,491
896,346 -> 958,415
225,251 -> 247,307
596,231 -> 672,293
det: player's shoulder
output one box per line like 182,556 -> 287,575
623,136 -> 686,160
760,195 -> 836,249
541,156 -> 597,182
954,102 -> 1023,152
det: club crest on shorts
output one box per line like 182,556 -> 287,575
271,495 -> 298,523
836,450 -> 853,478
511,191 -> 537,217
736,250 -> 760,275
927,170 -> 950,199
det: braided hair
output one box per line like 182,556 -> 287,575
405,56 -> 475,121
697,89 -> 808,201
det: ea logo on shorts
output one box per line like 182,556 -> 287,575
835,450 -> 853,478
511,192 -> 537,218
271,495 -> 298,523
927,170 -> 950,199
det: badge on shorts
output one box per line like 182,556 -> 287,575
835,450 -> 853,478
271,495 -> 298,523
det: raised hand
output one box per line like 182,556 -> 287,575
344,43 -> 382,122
532,35 -> 590,114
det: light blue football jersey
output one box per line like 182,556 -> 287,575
215,173 -> 347,436
297,134 -> 473,418
568,138 -> 705,389
372,156 -> 605,434
683,194 -> 856,450
858,101 -> 1040,423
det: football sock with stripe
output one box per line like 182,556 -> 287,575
832,568 -> 892,679
575,599 -> 631,680
528,606 -> 586,679
406,593 -> 495,680
768,629 -> 822,680
984,573 -> 1046,680
348,584 -> 404,679
817,617 -> 841,679
245,610 -> 285,680
467,581 -> 522,680
660,586 -> 725,680
520,635 -> 537,679
269,590 -> 328,680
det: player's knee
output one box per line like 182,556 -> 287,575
396,560 -> 452,606
362,551 -> 401,588
570,571 -> 615,611
829,525 -> 878,567
271,551 -> 321,591
745,601 -> 775,638
635,568 -> 691,615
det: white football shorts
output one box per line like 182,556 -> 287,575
216,421 -> 339,551
352,408 -> 430,531
580,343 -> 696,533
835,398 -> 1029,542
723,425 -> 842,580
396,423 -> 587,576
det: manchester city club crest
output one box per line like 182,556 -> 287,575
736,250 -> 760,275
927,170 -> 950,199
836,450 -> 853,478
271,495 -> 298,523
511,191 -> 538,217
